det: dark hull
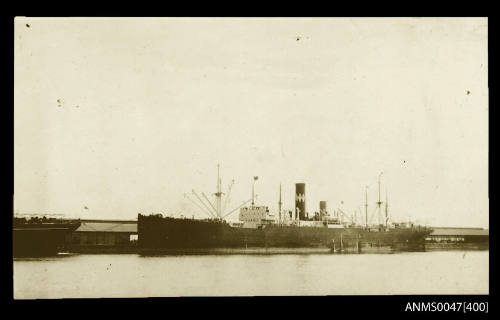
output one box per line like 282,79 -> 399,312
138,215 -> 432,253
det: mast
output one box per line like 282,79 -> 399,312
365,186 -> 368,228
278,183 -> 282,225
385,189 -> 389,227
190,164 -> 246,221
214,163 -> 224,219
377,172 -> 383,226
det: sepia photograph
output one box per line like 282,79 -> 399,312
13,17 -> 488,299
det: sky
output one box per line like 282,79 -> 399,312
14,18 -> 488,227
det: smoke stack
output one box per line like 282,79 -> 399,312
295,183 -> 306,220
319,201 -> 327,219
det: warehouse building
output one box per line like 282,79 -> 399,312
68,220 -> 138,252
426,227 -> 489,243
425,227 -> 488,250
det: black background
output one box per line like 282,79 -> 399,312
2,8 -> 495,318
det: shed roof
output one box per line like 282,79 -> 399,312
430,228 -> 489,236
75,222 -> 137,233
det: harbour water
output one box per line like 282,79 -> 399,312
13,250 -> 488,298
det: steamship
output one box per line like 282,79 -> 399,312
138,166 -> 432,254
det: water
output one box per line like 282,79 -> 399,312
13,251 -> 488,298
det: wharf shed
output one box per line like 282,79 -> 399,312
426,227 -> 489,243
425,227 -> 488,250
69,220 -> 138,250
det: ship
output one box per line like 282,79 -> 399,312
138,165 -> 432,254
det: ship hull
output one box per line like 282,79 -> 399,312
137,246 -> 403,255
138,215 -> 432,253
